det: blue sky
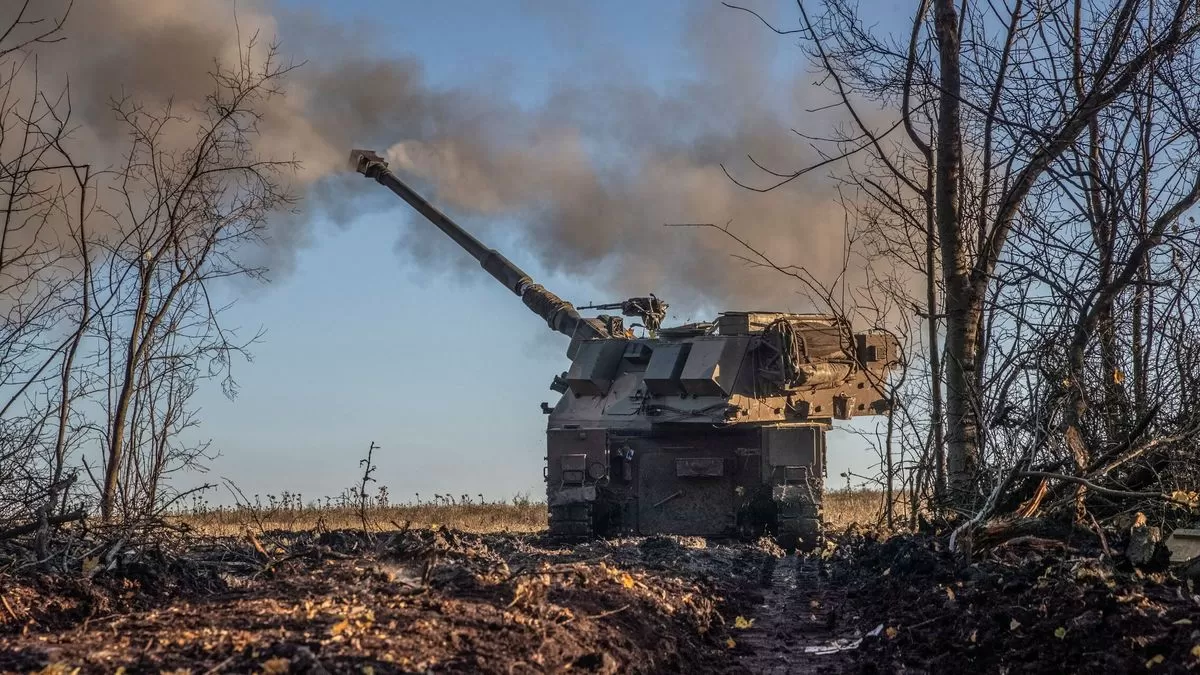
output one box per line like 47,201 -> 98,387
179,0 -> 897,505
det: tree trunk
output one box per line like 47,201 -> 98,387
52,167 -> 91,514
925,165 -> 946,501
933,0 -> 979,505
101,268 -> 152,522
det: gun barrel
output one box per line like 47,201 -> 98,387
349,149 -> 606,342
349,149 -> 529,293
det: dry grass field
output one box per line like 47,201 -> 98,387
174,489 -> 887,535
823,489 -> 888,529
176,497 -> 548,536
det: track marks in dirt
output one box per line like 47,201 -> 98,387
732,553 -> 859,674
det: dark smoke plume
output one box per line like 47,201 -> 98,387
29,0 -> 861,316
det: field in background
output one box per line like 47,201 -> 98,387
175,492 -> 546,535
175,489 -> 887,535
823,489 -> 887,528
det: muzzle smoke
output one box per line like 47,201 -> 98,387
25,0 -> 863,317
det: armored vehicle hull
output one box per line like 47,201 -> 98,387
350,149 -> 900,550
547,425 -> 825,546
544,315 -> 896,549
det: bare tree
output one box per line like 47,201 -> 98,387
0,1 -> 86,530
93,37 -> 297,521
0,0 -> 304,533
727,0 -> 1200,519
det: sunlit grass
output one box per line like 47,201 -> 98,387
174,488 -> 890,535
173,491 -> 546,535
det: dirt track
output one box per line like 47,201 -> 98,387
3,526 -> 1200,673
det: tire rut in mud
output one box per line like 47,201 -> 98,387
731,553 -> 858,674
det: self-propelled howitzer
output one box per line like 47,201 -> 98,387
350,148 -> 900,550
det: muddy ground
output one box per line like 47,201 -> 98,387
2,524 -> 1199,674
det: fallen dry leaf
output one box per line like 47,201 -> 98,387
260,657 -> 290,674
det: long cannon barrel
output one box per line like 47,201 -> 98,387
349,149 -> 609,343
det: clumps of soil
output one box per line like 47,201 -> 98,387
1,534 -> 231,633
1,527 -> 768,674
12,520 -> 1192,673
829,523 -> 1200,673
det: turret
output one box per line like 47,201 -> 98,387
349,149 -> 615,349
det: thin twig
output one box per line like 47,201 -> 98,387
0,509 -> 86,540
1018,471 -> 1192,506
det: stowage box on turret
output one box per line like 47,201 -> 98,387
351,149 -> 900,549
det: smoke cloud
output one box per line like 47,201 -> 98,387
24,0 -> 863,317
